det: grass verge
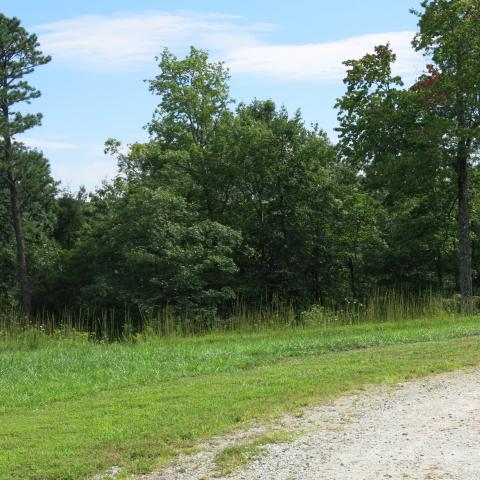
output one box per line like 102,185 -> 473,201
1,316 -> 480,479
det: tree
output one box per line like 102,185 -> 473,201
0,145 -> 58,307
412,0 -> 480,310
336,45 -> 458,293
147,47 -> 234,220
0,14 -> 50,316
223,100 -> 349,306
148,46 -> 231,149
54,188 -> 87,250
50,181 -> 241,322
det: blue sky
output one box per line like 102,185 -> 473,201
3,1 -> 424,190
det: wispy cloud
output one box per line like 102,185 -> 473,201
20,136 -> 103,155
227,31 -> 421,81
37,12 -> 274,71
36,12 -> 422,82
21,137 -> 86,151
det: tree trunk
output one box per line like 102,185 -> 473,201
2,98 -> 32,318
348,256 -> 357,299
7,175 -> 32,318
436,259 -> 444,292
457,142 -> 472,313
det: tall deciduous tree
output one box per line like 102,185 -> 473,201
336,45 -> 458,293
147,47 -> 234,220
412,0 -> 480,310
0,14 -> 50,316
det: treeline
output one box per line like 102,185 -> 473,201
1,1 -> 479,324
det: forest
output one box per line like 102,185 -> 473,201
1,0 -> 480,334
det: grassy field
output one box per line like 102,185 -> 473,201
1,316 -> 480,479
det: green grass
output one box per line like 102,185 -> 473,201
1,316 -> 480,479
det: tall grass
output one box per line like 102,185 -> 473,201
0,290 -> 470,346
302,290 -> 459,327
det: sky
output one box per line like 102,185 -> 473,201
3,0 -> 425,191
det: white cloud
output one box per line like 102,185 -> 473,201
20,136 -> 89,151
37,12 -> 273,71
227,31 -> 422,81
36,12 -> 423,82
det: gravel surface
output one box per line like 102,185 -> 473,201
142,368 -> 480,480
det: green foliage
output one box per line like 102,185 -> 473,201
412,0 -> 480,134
221,100 -> 347,303
80,48 -> 374,318
336,42 -> 461,291
0,14 -> 50,141
2,8 -> 480,325
412,0 -> 480,307
148,46 -> 232,148
53,188 -> 87,249
0,146 -> 58,304
0,13 -> 51,316
46,182 -> 241,319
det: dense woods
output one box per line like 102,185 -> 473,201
1,0 -> 479,327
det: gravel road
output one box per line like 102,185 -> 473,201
143,368 -> 480,480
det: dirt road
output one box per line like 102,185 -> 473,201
145,368 -> 480,479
